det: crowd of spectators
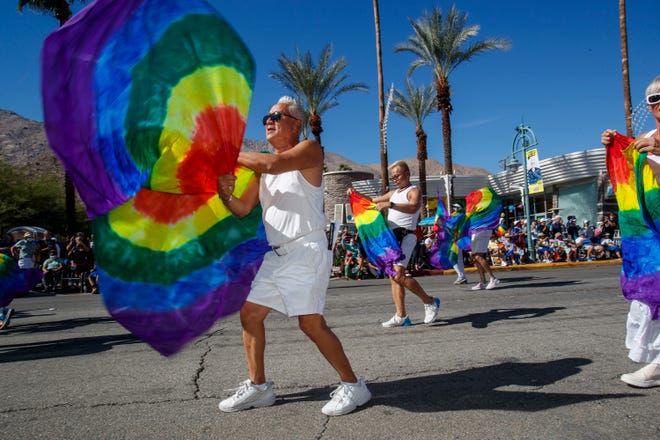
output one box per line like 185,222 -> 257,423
0,229 -> 98,294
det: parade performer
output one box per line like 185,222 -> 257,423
217,97 -> 371,416
348,160 -> 440,327
41,0 -> 268,355
602,75 -> 660,388
0,253 -> 42,330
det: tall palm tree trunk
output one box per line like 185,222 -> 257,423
436,77 -> 453,177
416,126 -> 428,218
619,0 -> 633,137
373,0 -> 388,193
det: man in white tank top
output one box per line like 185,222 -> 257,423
216,97 -> 370,416
349,160 -> 441,327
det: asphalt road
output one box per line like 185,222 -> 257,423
1,263 -> 658,439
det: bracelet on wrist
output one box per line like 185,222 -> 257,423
223,194 -> 233,203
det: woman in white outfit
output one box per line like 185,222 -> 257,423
601,75 -> 660,388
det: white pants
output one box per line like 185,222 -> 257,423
626,300 -> 660,364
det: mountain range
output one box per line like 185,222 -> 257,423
0,109 -> 489,180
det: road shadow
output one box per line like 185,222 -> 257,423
278,358 -> 639,412
432,306 -> 565,329
4,315 -> 117,335
0,332 -> 140,362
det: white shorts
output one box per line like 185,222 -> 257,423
625,300 -> 660,364
470,230 -> 491,254
395,233 -> 417,268
248,230 -> 330,317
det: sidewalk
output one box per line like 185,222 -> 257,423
417,257 -> 621,277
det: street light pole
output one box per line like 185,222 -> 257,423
506,124 -> 538,263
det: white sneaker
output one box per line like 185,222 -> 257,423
486,278 -> 501,290
321,377 -> 371,416
218,379 -> 276,412
453,277 -> 468,285
620,363 -> 660,388
471,282 -> 486,291
423,297 -> 441,324
381,314 -> 411,327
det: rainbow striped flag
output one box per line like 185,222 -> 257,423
606,133 -> 660,319
349,192 -> 403,276
42,0 -> 268,355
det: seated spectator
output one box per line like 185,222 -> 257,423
488,235 -> 504,266
536,233 -> 553,263
599,233 -> 621,259
550,232 -> 568,262
503,235 -> 521,265
41,249 -> 65,292
576,231 -> 594,261
343,251 -> 358,280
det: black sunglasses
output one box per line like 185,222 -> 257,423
262,111 -> 299,125
647,93 -> 660,105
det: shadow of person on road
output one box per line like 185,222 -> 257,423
433,307 -> 565,328
0,332 -> 140,363
277,357 -> 640,412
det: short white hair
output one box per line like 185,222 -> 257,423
645,76 -> 660,97
277,96 -> 306,122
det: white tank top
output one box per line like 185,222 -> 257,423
259,170 -> 326,246
387,185 -> 420,230
646,129 -> 659,165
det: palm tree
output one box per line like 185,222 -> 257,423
618,0 -> 633,137
373,0 -> 389,193
269,44 -> 368,146
395,5 -> 510,176
18,0 -> 89,233
391,78 -> 435,217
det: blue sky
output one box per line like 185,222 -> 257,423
1,0 -> 658,173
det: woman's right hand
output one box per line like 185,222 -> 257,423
601,129 -> 616,146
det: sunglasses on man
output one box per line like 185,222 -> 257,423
262,111 -> 300,125
647,93 -> 660,105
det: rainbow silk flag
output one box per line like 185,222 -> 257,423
606,133 -> 660,319
0,254 -> 42,308
429,188 -> 502,270
41,0 -> 269,355
463,187 -> 503,236
429,199 -> 464,270
349,192 -> 403,276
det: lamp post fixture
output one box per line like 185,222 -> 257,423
506,124 -> 539,263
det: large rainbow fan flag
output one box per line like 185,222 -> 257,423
428,200 -> 464,270
41,0 -> 269,355
606,133 -> 660,319
429,188 -> 502,270
349,192 -> 403,277
0,254 -> 42,308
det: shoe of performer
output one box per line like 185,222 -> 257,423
471,282 -> 486,291
321,377 -> 371,416
453,277 -> 468,285
381,314 -> 411,327
0,307 -> 13,330
620,363 -> 660,388
218,379 -> 276,412
423,297 -> 441,324
486,278 -> 501,290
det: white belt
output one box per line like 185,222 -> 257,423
271,230 -> 325,257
